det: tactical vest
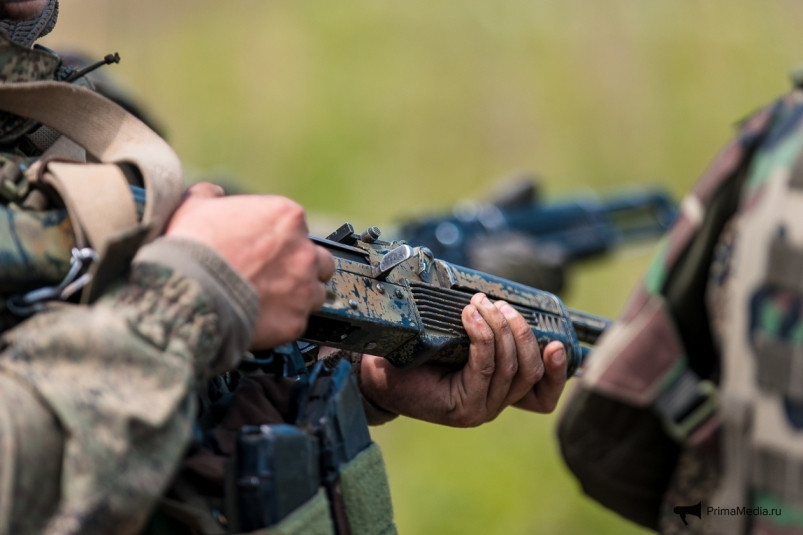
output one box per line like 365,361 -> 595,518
0,37 -> 397,535
558,84 -> 803,534
144,349 -> 398,535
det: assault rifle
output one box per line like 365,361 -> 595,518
301,223 -> 611,377
395,179 -> 677,293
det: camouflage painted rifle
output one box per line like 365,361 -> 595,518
301,223 -> 611,376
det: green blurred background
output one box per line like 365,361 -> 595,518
43,1 -> 803,533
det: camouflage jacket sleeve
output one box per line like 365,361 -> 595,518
0,236 -> 258,535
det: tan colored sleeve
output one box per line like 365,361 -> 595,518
0,237 -> 257,535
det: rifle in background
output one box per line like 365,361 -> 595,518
393,177 -> 678,293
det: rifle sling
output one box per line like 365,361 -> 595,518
0,81 -> 185,252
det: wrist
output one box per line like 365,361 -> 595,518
358,355 -> 399,425
133,236 -> 259,376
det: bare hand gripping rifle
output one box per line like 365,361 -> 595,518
301,223 -> 611,377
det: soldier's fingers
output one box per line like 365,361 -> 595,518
310,279 -> 329,312
316,246 -> 336,282
471,296 -> 518,414
459,295 -> 496,410
496,301 -> 543,406
515,341 -> 567,413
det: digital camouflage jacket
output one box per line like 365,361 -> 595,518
0,33 -> 259,535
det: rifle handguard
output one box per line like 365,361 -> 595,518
301,223 -> 611,376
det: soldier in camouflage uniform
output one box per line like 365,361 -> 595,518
558,59 -> 803,535
0,2 -> 569,534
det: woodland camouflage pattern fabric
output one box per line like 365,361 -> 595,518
559,84 -> 803,534
0,35 -> 59,81
0,33 -> 60,143
0,208 -> 74,291
657,89 -> 803,535
0,32 -> 82,318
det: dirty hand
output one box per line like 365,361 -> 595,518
359,292 -> 568,427
165,182 -> 335,349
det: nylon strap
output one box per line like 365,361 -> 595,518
0,81 -> 185,251
36,134 -> 86,163
40,161 -> 136,254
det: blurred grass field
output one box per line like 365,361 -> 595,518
44,2 -> 803,533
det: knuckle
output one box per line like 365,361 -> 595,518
540,398 -> 558,414
510,318 -> 533,340
473,328 -> 495,348
318,246 -> 335,264
277,198 -> 308,226
290,204 -> 307,225
522,357 -> 545,384
452,411 -> 485,428
499,321 -> 513,341
500,358 -> 518,378
298,243 -> 318,264
477,361 -> 496,378
292,245 -> 319,275
278,196 -> 303,213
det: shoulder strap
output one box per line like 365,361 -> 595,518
0,81 -> 185,253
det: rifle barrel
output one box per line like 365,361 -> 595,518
568,309 -> 611,345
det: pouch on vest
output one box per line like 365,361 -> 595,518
226,424 -> 321,531
144,352 -> 396,535
295,360 -> 396,535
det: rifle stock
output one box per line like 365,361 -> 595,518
301,223 -> 611,376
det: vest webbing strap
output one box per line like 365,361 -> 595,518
41,161 -> 136,254
0,81 -> 185,252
